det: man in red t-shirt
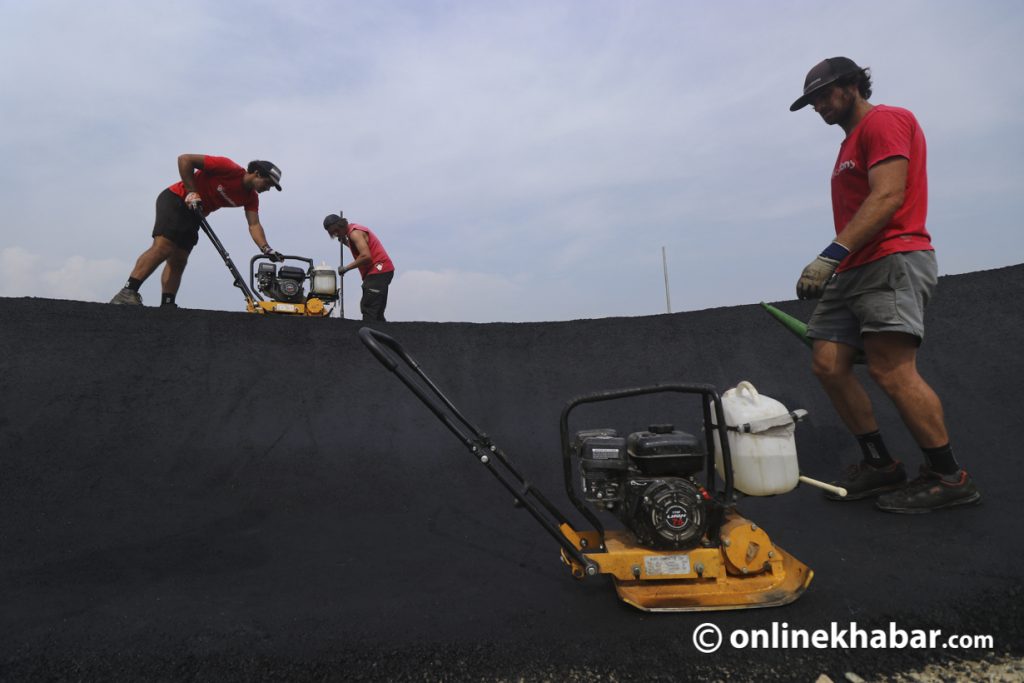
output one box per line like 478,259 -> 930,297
110,154 -> 285,308
322,213 -> 395,321
790,57 -> 979,513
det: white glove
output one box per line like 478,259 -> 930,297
796,255 -> 840,299
796,241 -> 850,300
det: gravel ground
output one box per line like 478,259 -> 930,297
813,654 -> 1024,683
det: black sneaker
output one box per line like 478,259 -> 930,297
876,467 -> 981,514
826,460 -> 907,501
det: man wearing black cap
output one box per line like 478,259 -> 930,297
110,154 -> 284,307
322,213 -> 395,321
790,58 -> 980,513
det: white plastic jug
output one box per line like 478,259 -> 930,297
311,261 -> 338,297
711,381 -> 805,496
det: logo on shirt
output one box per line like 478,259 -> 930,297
833,160 -> 856,177
216,184 -> 238,207
375,263 -> 383,271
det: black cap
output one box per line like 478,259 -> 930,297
789,57 -> 864,111
323,213 -> 349,231
247,160 -> 282,190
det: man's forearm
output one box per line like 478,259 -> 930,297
342,255 -> 370,272
836,191 -> 904,252
249,224 -> 270,248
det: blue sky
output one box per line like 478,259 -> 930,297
1,0 -> 1021,321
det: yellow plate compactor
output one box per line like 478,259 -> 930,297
360,328 -> 812,612
200,214 -> 338,316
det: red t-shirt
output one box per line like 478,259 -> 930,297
831,105 -> 932,272
346,223 -> 395,279
168,155 -> 259,216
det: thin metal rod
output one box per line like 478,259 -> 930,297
662,246 -> 672,314
338,240 -> 346,319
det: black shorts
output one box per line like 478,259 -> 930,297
152,188 -> 202,251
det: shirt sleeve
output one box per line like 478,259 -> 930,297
860,109 -> 915,169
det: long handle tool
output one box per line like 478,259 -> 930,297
197,213 -> 260,309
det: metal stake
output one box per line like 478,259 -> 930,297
662,246 -> 672,314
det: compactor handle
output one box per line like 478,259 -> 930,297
197,214 -> 259,308
359,327 -> 406,372
358,327 -> 480,447
358,327 -> 599,576
249,254 -> 315,270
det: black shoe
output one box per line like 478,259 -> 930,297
826,460 -> 907,501
876,466 -> 982,514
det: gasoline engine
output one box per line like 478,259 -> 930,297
575,425 -> 710,549
255,262 -> 308,304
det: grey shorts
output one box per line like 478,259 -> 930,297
807,250 -> 937,349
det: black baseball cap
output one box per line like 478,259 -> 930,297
248,160 -> 282,190
323,213 -> 349,231
789,57 -> 864,111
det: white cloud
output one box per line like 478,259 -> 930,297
388,269 -> 529,323
0,247 -> 40,297
0,247 -> 126,302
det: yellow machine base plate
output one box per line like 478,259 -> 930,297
560,515 -> 813,612
247,298 -> 329,316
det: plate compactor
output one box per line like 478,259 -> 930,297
360,328 -> 813,612
200,215 -> 338,316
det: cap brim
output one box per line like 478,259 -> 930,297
789,71 -> 850,112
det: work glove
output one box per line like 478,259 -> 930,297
796,242 -> 850,300
185,192 -> 203,212
261,245 -> 284,263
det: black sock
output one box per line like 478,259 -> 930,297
125,277 -> 143,292
161,293 -> 177,306
922,443 -> 959,476
856,431 -> 894,468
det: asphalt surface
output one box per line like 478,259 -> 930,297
2,265 -> 1022,681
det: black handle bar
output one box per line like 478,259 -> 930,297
249,254 -> 315,270
358,327 -> 599,574
197,214 -> 259,306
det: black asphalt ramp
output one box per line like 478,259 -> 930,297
2,265 -> 1022,681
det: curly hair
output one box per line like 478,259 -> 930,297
835,67 -> 873,100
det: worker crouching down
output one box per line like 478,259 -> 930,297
323,213 -> 395,321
